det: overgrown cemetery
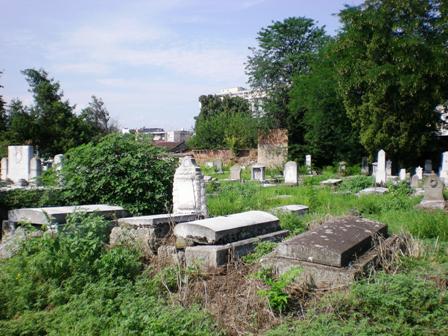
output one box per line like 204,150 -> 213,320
1,0 -> 448,335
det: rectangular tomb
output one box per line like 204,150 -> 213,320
9,204 -> 127,225
174,210 -> 280,245
276,216 -> 387,267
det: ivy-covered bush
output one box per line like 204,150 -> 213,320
62,134 -> 176,215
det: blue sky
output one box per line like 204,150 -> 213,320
0,0 -> 362,130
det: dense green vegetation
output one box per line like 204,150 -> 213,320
62,133 -> 176,215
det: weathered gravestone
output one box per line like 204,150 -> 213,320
213,160 -> 223,174
372,162 -> 377,178
338,161 -> 347,176
272,204 -> 309,216
376,150 -> 386,186
424,160 -> 432,174
305,155 -> 312,173
251,164 -> 266,182
172,156 -> 208,217
361,157 -> 369,175
440,151 -> 448,186
110,213 -> 200,256
261,216 -> 390,288
7,145 -> 33,185
386,160 -> 392,177
416,166 -> 423,180
283,161 -> 298,185
417,173 -> 446,210
399,169 -> 406,182
1,157 -> 8,181
29,157 -> 42,185
8,204 -> 127,227
173,211 -> 288,271
229,164 -> 242,181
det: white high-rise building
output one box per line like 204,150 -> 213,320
216,87 -> 266,117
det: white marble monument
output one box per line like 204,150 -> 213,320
284,161 -> 298,185
7,145 -> 33,185
439,151 -> 448,186
375,150 -> 386,186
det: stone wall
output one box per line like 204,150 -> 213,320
192,149 -> 257,166
257,129 -> 288,168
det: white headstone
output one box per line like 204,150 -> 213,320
416,166 -> 423,180
284,161 -> 298,185
399,168 -> 406,181
305,155 -> 312,170
251,164 -> 266,182
7,145 -> 33,185
439,151 -> 448,185
29,157 -> 42,183
53,154 -> 64,171
375,150 -> 386,186
172,156 -> 207,217
1,157 -> 8,180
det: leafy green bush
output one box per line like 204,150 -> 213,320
62,133 -> 176,215
338,175 -> 373,193
256,267 -> 302,313
242,241 -> 277,264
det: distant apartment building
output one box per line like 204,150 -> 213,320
216,87 -> 266,117
120,127 -> 192,143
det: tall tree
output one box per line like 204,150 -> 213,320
289,42 -> 363,165
334,0 -> 448,164
246,17 -> 329,128
80,95 -> 111,133
190,95 -> 257,151
0,71 -> 7,132
8,99 -> 35,144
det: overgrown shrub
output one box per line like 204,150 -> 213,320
62,133 -> 176,215
338,175 -> 373,193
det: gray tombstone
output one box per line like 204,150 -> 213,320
439,151 -> 448,186
1,157 -> 8,180
376,150 -> 386,186
251,164 -> 266,182
284,161 -> 298,185
172,156 -> 208,217
338,161 -> 347,176
410,174 -> 421,189
230,164 -> 242,181
213,160 -> 223,174
29,157 -> 42,184
386,160 -> 392,177
372,162 -> 378,177
418,173 -> 446,209
361,157 -> 369,175
424,160 -> 432,174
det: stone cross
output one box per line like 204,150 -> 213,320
284,161 -> 298,185
172,156 -> 208,217
230,164 -> 241,181
375,150 -> 386,186
439,151 -> 448,186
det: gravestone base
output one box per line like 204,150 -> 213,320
183,230 -> 289,272
261,235 -> 398,288
272,205 -> 309,216
416,200 -> 446,210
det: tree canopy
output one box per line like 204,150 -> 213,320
334,0 -> 448,163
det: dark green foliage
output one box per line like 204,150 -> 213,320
246,17 -> 329,128
189,95 -> 258,151
289,42 -> 363,165
267,272 -> 448,335
62,133 -> 176,215
334,0 -> 448,163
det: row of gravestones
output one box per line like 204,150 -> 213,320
370,150 -> 448,187
0,145 -> 63,187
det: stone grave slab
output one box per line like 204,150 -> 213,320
320,179 -> 343,187
184,230 -> 289,271
9,204 -> 126,225
357,187 -> 388,195
174,210 -> 280,246
273,205 -> 309,216
275,216 -> 387,268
